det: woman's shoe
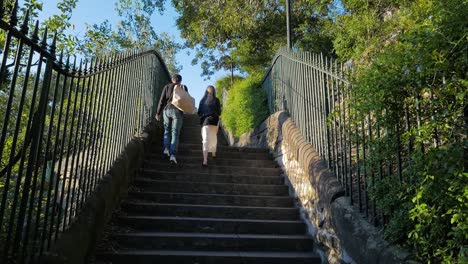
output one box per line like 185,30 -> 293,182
202,162 -> 208,167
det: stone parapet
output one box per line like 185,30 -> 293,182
221,111 -> 411,264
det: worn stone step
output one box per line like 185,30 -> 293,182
133,179 -> 289,196
145,156 -> 276,168
142,162 -> 281,176
96,250 -> 321,264
122,202 -> 300,220
140,170 -> 284,185
117,216 -> 306,235
151,143 -> 267,154
110,232 -> 314,252
148,150 -> 270,160
127,191 -> 294,207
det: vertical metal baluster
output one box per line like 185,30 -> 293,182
113,54 -> 125,162
49,55 -> 71,244
361,119 -> 367,217
0,10 -> 32,261
102,56 -> 115,174
331,60 -> 339,180
81,59 -> 97,204
32,52 -> 65,262
102,55 -> 116,174
346,68 -> 353,205
55,56 -> 76,235
0,0 -> 17,90
311,54 -> 319,153
89,58 -> 104,192
115,54 -> 127,157
92,58 -> 108,186
306,53 -> 313,144
415,95 -> 424,153
68,61 -> 86,225
62,58 -> 80,229
0,10 -> 32,236
76,60 -> 92,210
336,62 -> 344,185
40,51 -> 64,253
355,93 -> 362,212
13,28 -> 55,262
341,66 -> 348,196
109,54 -> 122,162
104,56 -> 120,170
128,51 -> 138,143
368,114 -> 377,225
99,56 -> 111,173
72,61 -> 89,211
323,55 -> 332,168
396,120 -> 403,182
317,55 -> 324,155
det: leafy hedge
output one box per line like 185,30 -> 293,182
221,73 -> 269,138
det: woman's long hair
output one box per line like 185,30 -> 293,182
201,85 -> 217,105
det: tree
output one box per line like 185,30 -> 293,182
78,0 -> 182,73
172,0 -> 334,76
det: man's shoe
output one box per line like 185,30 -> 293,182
163,148 -> 170,157
170,155 -> 177,164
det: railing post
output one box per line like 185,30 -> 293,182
286,0 -> 292,50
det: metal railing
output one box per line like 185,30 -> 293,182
262,47 -> 411,225
0,2 -> 170,262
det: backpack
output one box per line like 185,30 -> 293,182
171,84 -> 196,113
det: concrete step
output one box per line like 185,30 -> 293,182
133,179 -> 289,196
121,202 -> 300,220
148,150 -> 270,160
139,170 -> 284,185
142,161 -> 281,176
109,232 -> 314,252
174,143 -> 269,153
96,250 -> 321,264
127,191 -> 294,207
145,156 -> 276,168
116,216 -> 306,235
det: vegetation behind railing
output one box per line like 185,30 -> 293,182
0,1 -> 171,262
262,46 -> 466,262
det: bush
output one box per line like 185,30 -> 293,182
351,0 -> 468,262
221,73 -> 269,138
215,74 -> 244,104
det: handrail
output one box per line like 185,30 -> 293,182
0,1 -> 171,262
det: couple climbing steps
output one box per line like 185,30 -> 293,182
93,75 -> 320,263
156,74 -> 221,166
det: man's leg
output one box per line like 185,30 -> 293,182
162,110 -> 171,155
170,109 -> 184,156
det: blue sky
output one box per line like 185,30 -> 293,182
37,0 -> 229,103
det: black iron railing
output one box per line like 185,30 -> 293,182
261,47 -> 457,225
0,1 -> 170,262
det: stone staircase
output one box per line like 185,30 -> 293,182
94,115 -> 321,263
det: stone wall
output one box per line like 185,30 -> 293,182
39,121 -> 162,264
221,111 -> 411,264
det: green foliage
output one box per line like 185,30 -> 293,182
214,74 -> 244,104
345,0 -> 468,262
173,0 -> 333,76
221,73 -> 269,138
78,0 -> 182,73
42,0 -> 79,54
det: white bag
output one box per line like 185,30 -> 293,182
171,84 -> 196,113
